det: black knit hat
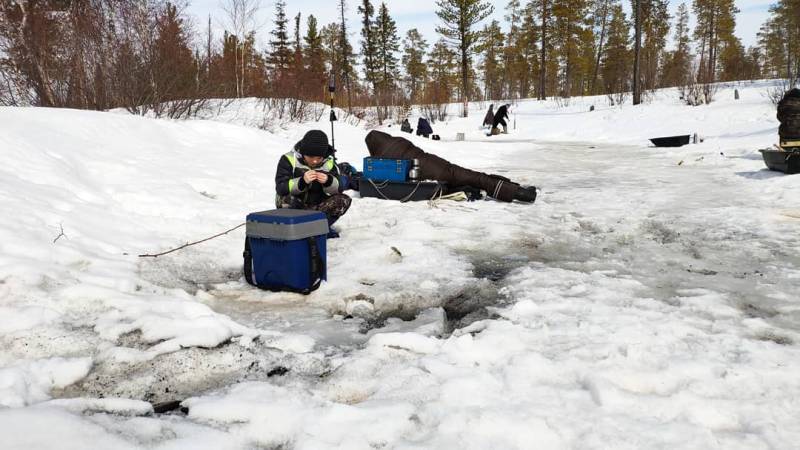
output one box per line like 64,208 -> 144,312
296,130 -> 330,157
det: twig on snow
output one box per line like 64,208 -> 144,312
138,222 -> 246,258
53,223 -> 67,243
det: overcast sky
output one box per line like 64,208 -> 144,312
186,0 -> 772,52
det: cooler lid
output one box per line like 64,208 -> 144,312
247,209 -> 327,225
246,209 -> 328,240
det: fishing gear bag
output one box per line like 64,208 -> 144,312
243,209 -> 328,294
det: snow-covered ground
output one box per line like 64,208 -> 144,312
2,81 -> 799,449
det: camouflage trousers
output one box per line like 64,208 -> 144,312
309,193 -> 352,226
277,193 -> 352,226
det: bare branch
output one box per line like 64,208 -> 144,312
138,222 -> 245,258
53,223 -> 67,243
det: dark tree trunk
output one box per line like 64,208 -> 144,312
538,0 -> 547,100
633,0 -> 641,105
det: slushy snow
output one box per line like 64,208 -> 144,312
1,80 -> 799,449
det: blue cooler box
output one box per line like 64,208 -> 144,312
363,157 -> 411,182
243,209 -> 328,294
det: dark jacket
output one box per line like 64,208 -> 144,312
416,118 -> 433,136
275,150 -> 341,208
483,104 -> 494,126
778,88 -> 800,141
492,105 -> 509,127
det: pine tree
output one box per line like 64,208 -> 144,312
425,38 -> 459,116
375,2 -> 400,95
435,0 -> 494,116
503,0 -> 523,99
632,0 -> 642,104
402,29 -> 428,103
531,0 -> 555,99
304,15 -> 326,100
153,2 -> 196,102
757,0 -> 800,83
589,0 -> 614,95
338,0 -> 355,113
479,20 -> 505,100
516,3 -> 539,99
291,12 -> 305,97
718,36 -> 749,81
692,0 -> 739,85
639,0 -> 670,93
293,13 -> 303,62
321,20 -> 357,109
268,0 -> 292,77
358,0 -> 379,94
551,0 -> 592,97
601,3 -> 631,102
661,2 -> 692,88
212,31 -> 266,98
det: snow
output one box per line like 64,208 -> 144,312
1,80 -> 800,448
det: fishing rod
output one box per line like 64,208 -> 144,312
328,73 -> 337,155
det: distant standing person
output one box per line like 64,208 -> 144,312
482,104 -> 494,128
491,103 -> 511,135
416,117 -> 433,138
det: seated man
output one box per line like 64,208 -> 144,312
275,130 -> 351,237
778,88 -> 800,148
400,118 -> 413,134
365,130 -> 537,203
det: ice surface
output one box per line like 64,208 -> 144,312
1,81 -> 799,448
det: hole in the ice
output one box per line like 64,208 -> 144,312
755,331 -> 793,346
53,337 -> 329,406
354,305 -> 427,334
442,285 -> 506,334
356,253 -> 528,334
640,219 -> 680,244
267,366 -> 289,377
741,303 -> 779,319
152,400 -> 186,414
137,254 -> 241,295
471,256 -> 527,282
117,330 -> 155,350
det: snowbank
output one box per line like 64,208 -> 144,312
1,81 -> 799,448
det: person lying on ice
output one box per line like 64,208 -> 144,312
491,103 -> 511,135
275,130 -> 351,238
365,130 -> 537,203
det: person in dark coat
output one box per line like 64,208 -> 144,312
416,117 -> 433,138
491,104 -> 511,134
778,88 -> 800,145
365,130 -> 537,203
483,104 -> 494,128
401,118 -> 413,133
275,130 -> 352,236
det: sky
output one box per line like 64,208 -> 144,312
186,0 -> 773,53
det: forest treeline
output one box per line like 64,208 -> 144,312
0,0 -> 798,120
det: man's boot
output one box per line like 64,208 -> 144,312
513,186 -> 537,203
